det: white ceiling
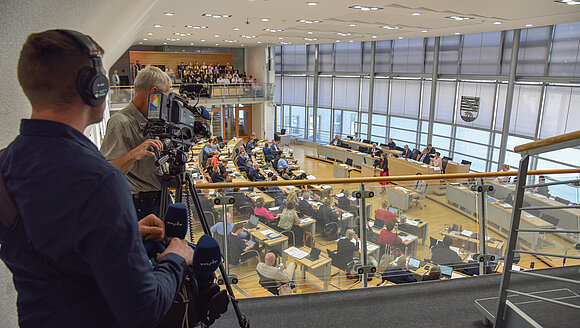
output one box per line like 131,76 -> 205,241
137,0 -> 580,48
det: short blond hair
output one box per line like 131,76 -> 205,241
345,229 -> 355,240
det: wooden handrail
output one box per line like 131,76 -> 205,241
194,168 -> 580,189
514,130 -> 580,153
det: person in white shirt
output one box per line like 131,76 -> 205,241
431,152 -> 442,170
256,252 -> 296,295
353,132 -> 361,142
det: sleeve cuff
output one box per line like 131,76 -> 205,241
158,253 -> 188,271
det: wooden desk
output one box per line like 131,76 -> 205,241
398,217 -> 429,246
369,226 -> 419,258
286,246 -> 332,291
361,163 -> 379,177
341,139 -> 402,156
439,228 -> 505,255
297,217 -> 317,238
443,161 -> 470,183
247,191 -> 275,207
386,186 -> 412,211
388,156 -> 439,177
317,144 -> 376,168
333,163 -> 352,178
250,222 -> 289,262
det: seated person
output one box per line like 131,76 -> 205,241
203,141 -> 214,157
218,158 -> 229,175
270,140 -> 282,156
504,191 -> 515,205
204,158 -> 214,176
263,142 -> 275,162
353,132 -> 361,142
247,163 -> 265,181
210,212 -> 249,239
382,255 -> 417,284
278,201 -> 304,246
298,192 -> 317,218
237,151 -> 251,169
430,236 -> 462,265
246,137 -> 257,155
374,201 -> 397,226
228,223 -> 260,262
256,252 -> 296,295
368,143 -> 382,157
401,144 -> 412,159
330,135 -> 341,146
281,167 -> 293,180
210,165 -> 226,183
336,189 -> 356,215
498,164 -> 511,183
421,266 -> 442,281
294,172 -> 309,190
254,197 -> 279,222
386,138 -> 396,150
535,175 -> 550,197
378,221 -> 403,252
335,229 -> 359,270
418,148 -> 431,164
210,136 -> 221,153
430,152 -> 442,170
317,197 -> 339,226
276,154 -> 290,173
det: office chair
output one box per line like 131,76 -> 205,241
280,128 -> 286,135
429,236 -> 440,250
228,242 -> 260,267
540,213 -> 559,226
257,271 -> 295,296
461,160 -> 472,165
363,139 -> 371,144
380,143 -> 388,148
278,230 -> 296,247
409,182 -> 428,209
345,158 -> 353,166
203,211 -> 216,226
555,196 -> 570,205
358,146 -> 368,153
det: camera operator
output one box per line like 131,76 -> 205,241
100,66 -> 171,219
0,30 -> 193,327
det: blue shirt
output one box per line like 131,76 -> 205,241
0,119 -> 187,328
210,222 -> 248,239
277,158 -> 289,171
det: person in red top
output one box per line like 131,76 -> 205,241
254,197 -> 279,221
378,221 -> 403,252
374,201 -> 397,225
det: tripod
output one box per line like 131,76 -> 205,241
158,171 -> 249,328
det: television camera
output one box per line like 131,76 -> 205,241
144,92 -> 212,176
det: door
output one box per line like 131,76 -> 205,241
235,106 -> 252,139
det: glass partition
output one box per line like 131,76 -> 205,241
180,139 -> 580,298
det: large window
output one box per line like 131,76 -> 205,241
273,22 -> 580,173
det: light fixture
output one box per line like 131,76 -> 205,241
185,25 -> 193,28
278,37 -> 283,40
297,19 -> 322,24
264,28 -> 284,32
493,21 -> 502,25
454,32 -> 461,35
257,41 -> 262,43
446,15 -> 472,21
174,32 -> 180,35
154,24 -> 162,28
421,29 -> 428,33
139,41 -> 143,44
216,43 -> 219,45
411,12 -> 421,16
164,12 -> 174,16
307,31 -> 313,34
142,38 -> 148,41
202,13 -> 231,18
381,25 -> 400,30
337,32 -> 352,36
371,35 -> 377,38
349,5 -> 382,11
214,34 -> 220,37
307,1 -> 319,5
261,18 -> 269,22
163,42 -> 167,45
190,42 -> 194,45
241,35 -> 257,38
233,27 -> 240,31
304,37 -> 318,41
349,24 -> 357,27
336,39 -> 340,42
147,32 -> 154,35
349,40 -> 353,43
554,0 -> 580,5
398,36 -> 403,39
201,39 -> 206,42
241,44 -> 244,46
526,24 -> 533,27
189,26 -> 208,29
176,38 -> 181,41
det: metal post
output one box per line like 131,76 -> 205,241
474,178 -> 490,275
427,37 -> 440,145
494,154 -> 530,327
222,203 -> 229,274
312,44 -> 319,142
359,183 -> 368,288
367,41 -> 376,139
497,29 -> 521,168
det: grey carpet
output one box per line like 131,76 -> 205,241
0,259 -> 18,328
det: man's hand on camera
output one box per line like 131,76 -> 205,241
132,139 -> 163,161
138,214 -> 165,242
159,238 -> 194,266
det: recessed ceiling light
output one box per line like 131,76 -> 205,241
201,39 -> 206,42
446,15 -> 472,21
349,40 -> 353,43
381,25 -> 401,30
202,13 -> 212,17
526,24 -> 533,27
398,36 -> 403,39
163,42 -> 167,45
264,28 -> 284,32
278,37 -> 283,40
257,41 -> 262,43
421,29 -> 428,33
297,19 -> 322,24
411,12 -> 421,16
349,24 -> 357,27
233,27 -> 240,31
164,12 -> 174,16
139,41 -> 143,44
261,18 -> 269,22
371,35 -> 377,38
337,32 -> 352,36
307,31 -> 313,34
214,34 -> 220,37
182,50 -> 186,52
493,21 -> 502,25
185,25 -> 193,28
176,38 -> 181,41
307,2 -> 319,5
241,44 -> 244,46
190,42 -> 194,45
554,0 -> 580,5
336,40 -> 340,42
203,13 -> 231,18
455,32 -> 461,35
174,32 -> 180,35
147,32 -> 154,35
348,5 -> 383,11
154,24 -> 162,28
186,33 -> 191,36
216,43 -> 219,45
142,38 -> 148,41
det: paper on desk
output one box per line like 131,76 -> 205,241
335,193 -> 345,198
321,185 -> 332,189
394,186 -> 409,193
260,229 -> 276,236
399,234 -> 417,242
460,230 -> 474,238
284,247 -> 308,259
449,246 -> 461,254
269,206 -> 280,211
348,197 -> 357,202
342,212 -> 354,219
306,175 -> 317,180
300,218 -> 315,224
433,167 -> 441,171
405,220 -> 419,226
365,243 -> 380,252
339,164 -> 349,168
498,203 -> 513,209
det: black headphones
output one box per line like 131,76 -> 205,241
57,29 -> 109,107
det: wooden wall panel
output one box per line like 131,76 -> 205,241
129,51 -> 234,71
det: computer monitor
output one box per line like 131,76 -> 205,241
440,265 -> 453,277
388,206 -> 398,214
408,257 -> 421,270
373,219 -> 384,229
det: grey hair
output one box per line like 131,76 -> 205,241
134,66 -> 171,93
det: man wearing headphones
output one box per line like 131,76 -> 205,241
100,66 -> 171,219
0,30 -> 193,327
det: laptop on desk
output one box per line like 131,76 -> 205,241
407,257 -> 421,271
306,247 -> 321,261
373,219 -> 384,230
244,214 -> 260,229
439,264 -> 453,278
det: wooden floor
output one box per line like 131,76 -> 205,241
189,142 -> 579,299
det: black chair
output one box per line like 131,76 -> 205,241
380,143 -> 388,148
541,213 -> 560,226
362,139 -> 371,144
429,236 -> 440,249
555,196 -> 570,205
442,156 -> 452,173
228,242 -> 259,266
345,158 -> 353,166
279,230 -> 296,246
358,146 -> 368,153
257,214 -> 279,229
257,271 -> 280,295
203,211 -> 216,226
280,128 -> 286,135
461,160 -> 472,165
